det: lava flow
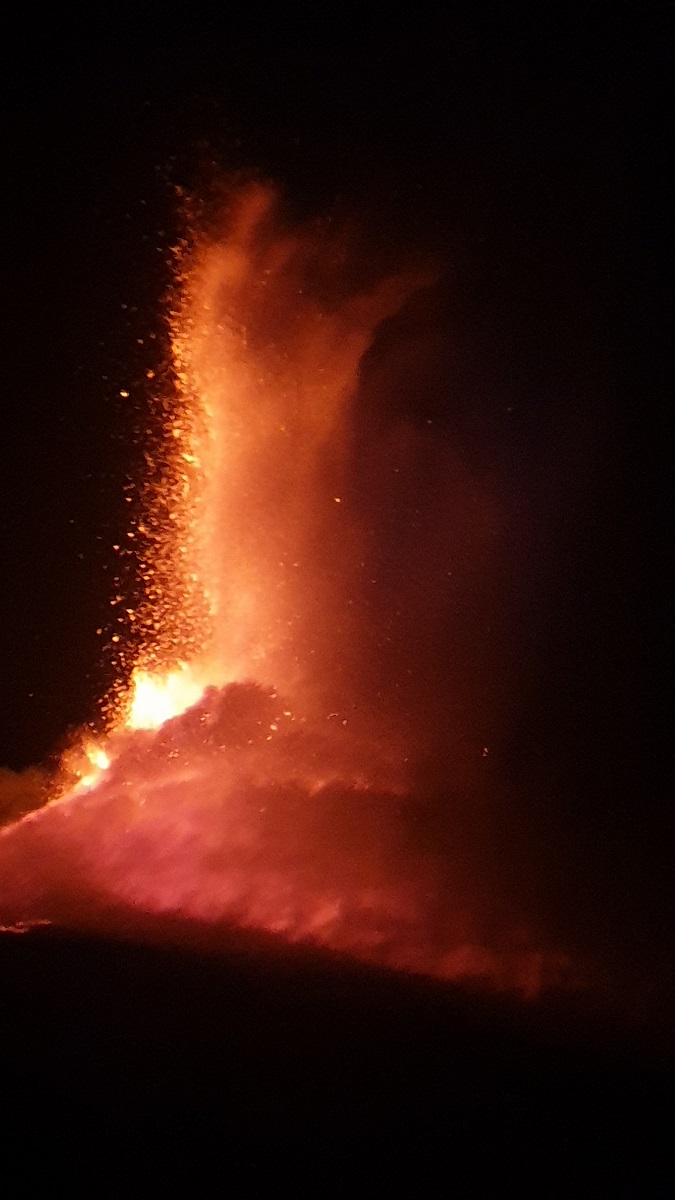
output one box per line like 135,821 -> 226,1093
0,183 -> 575,995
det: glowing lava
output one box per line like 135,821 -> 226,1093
80,745 -> 111,788
0,181 -> 579,997
125,664 -> 209,731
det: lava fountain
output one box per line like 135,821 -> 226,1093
0,182 -> 575,995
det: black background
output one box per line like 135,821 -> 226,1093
0,7 -> 671,1172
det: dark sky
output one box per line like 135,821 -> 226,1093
0,11 -> 668,950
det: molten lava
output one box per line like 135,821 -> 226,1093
0,182 -> 577,996
126,664 -> 208,731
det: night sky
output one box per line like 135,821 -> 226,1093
0,13 -> 669,976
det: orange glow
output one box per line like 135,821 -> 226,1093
58,737 -> 112,795
84,745 -> 111,777
151,182 -> 436,710
125,664 -> 208,731
0,181 -> 580,999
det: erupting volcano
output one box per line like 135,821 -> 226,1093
1,182 -> 577,995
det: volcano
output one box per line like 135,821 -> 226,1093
0,183 -> 581,997
0,17 -> 670,1175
